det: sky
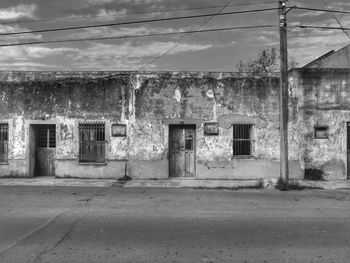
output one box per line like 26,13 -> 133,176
0,0 -> 349,71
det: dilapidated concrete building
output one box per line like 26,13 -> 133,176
0,69 -> 349,181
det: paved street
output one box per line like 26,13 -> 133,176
0,186 -> 349,263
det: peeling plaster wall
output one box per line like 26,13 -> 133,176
0,71 -> 304,179
291,68 -> 350,180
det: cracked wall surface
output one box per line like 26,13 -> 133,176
0,70 -> 347,180
290,68 -> 350,180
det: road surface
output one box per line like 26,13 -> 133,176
0,186 -> 349,263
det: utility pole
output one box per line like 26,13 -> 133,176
279,0 -> 289,187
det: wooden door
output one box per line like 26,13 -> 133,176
169,125 -> 196,178
35,125 -> 56,177
29,125 -> 36,177
347,123 -> 350,179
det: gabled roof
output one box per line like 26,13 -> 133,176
303,43 -> 350,68
302,50 -> 335,68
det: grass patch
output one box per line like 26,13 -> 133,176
275,178 -> 322,191
193,180 -> 264,191
116,175 -> 132,183
304,168 -> 326,181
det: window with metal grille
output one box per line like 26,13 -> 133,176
37,125 -> 56,148
233,124 -> 252,156
0,123 -> 8,163
79,123 -> 105,163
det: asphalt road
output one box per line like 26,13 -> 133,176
0,186 -> 349,263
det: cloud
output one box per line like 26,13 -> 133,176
71,41 -> 213,70
0,62 -> 61,70
65,25 -> 191,39
24,46 -> 77,58
85,0 -> 114,5
96,8 -> 127,17
293,11 -> 326,18
0,25 -> 42,43
0,46 -> 77,62
0,4 -> 37,20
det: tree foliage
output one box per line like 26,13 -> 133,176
236,48 -> 299,74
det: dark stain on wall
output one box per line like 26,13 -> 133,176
1,77 -> 130,119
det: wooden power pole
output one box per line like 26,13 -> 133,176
279,0 -> 289,186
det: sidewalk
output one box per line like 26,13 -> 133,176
0,177 -> 117,187
0,177 -> 349,190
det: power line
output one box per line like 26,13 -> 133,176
292,25 -> 350,30
138,0 -> 235,70
319,0 -> 350,41
0,7 -> 280,37
292,6 -> 350,15
0,1 -> 276,26
0,25 -> 277,47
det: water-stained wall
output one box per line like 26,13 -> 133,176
290,68 -> 350,180
0,70 -> 325,180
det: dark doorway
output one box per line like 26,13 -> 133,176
29,124 -> 56,177
348,123 -> 350,179
169,125 -> 196,178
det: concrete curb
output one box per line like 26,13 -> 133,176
123,179 -> 262,189
0,178 -> 349,190
0,178 -> 117,187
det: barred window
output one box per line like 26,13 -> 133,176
37,125 -> 56,148
79,123 -> 105,163
0,123 -> 8,163
233,124 -> 252,156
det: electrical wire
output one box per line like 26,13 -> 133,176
292,25 -> 350,30
0,7 -> 280,37
0,25 -> 277,47
292,6 -> 350,15
319,0 -> 350,40
138,0 -> 235,70
0,1 -> 277,26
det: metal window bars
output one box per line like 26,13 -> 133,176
0,122 -> 8,163
79,123 -> 105,163
233,124 -> 252,156
37,125 -> 56,148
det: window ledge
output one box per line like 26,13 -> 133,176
0,162 -> 8,165
78,162 -> 107,166
232,155 -> 254,159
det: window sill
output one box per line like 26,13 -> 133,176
78,162 -> 107,166
0,162 -> 8,165
232,155 -> 254,159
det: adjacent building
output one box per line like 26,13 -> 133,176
303,44 -> 350,68
0,69 -> 349,181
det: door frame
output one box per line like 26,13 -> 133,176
168,124 -> 197,179
27,120 -> 58,177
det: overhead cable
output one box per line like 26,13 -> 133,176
0,1 -> 276,26
0,25 -> 277,47
0,8 -> 280,36
138,0 -> 236,70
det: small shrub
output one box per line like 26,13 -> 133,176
275,177 -> 289,191
117,175 -> 132,183
275,177 -> 322,191
304,168 -> 325,181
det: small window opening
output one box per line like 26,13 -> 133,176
233,124 -> 252,156
314,126 -> 328,139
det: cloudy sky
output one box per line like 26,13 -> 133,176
0,0 -> 349,71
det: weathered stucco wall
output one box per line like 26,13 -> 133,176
290,68 -> 350,180
0,70 -> 320,180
